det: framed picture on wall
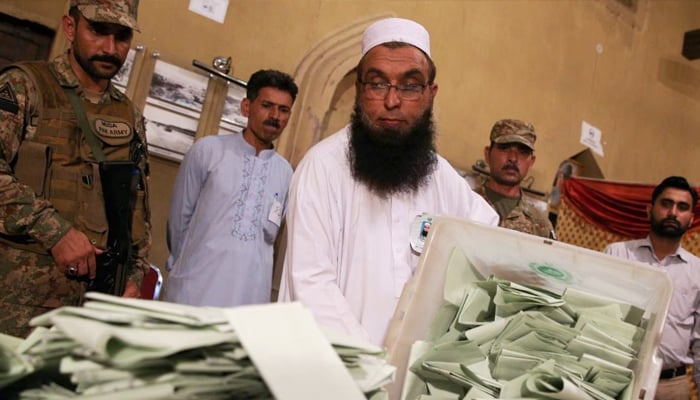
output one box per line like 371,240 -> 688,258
218,121 -> 244,136
143,103 -> 197,162
112,47 -> 137,91
147,58 -> 207,113
143,56 -> 248,160
222,83 -> 247,130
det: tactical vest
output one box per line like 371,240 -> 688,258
474,182 -> 553,238
2,61 -> 148,254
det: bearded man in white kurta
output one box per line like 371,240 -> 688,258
278,18 -> 498,345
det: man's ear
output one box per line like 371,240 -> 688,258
62,14 -> 76,42
646,204 -> 652,220
240,98 -> 250,118
483,146 -> 490,164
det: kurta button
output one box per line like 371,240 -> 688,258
91,239 -> 96,244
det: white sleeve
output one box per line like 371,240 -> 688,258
467,188 -> 499,226
278,154 -> 370,341
602,242 -> 619,256
693,319 -> 700,397
692,271 -> 700,396
165,139 -> 209,269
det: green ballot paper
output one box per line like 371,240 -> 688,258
402,247 -> 648,400
1,297 -> 394,399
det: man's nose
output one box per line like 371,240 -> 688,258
268,107 -> 281,120
668,204 -> 680,217
383,86 -> 401,109
102,35 -> 117,54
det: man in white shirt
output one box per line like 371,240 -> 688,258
165,70 -> 298,307
278,17 -> 498,345
604,176 -> 700,400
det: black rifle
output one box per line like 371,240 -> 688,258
87,160 -> 137,295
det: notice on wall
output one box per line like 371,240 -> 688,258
188,0 -> 229,24
580,120 -> 604,157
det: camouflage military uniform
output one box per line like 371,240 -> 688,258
0,50 -> 151,337
474,182 -> 554,238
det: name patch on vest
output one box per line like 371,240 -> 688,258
91,114 -> 134,146
94,119 -> 131,138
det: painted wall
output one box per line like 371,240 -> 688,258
3,0 -> 700,269
129,0 -> 700,185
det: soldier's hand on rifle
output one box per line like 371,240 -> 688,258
50,228 -> 104,279
122,280 -> 141,299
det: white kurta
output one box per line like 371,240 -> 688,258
165,133 -> 292,307
279,125 -> 499,345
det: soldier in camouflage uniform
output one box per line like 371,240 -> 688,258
474,119 -> 555,238
0,0 -> 151,337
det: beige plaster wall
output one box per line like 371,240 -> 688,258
4,0 -> 700,269
129,0 -> 698,187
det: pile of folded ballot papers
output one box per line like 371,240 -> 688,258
385,217 -> 671,400
404,273 -> 645,400
0,292 -> 395,399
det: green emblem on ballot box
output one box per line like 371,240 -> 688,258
529,262 -> 574,283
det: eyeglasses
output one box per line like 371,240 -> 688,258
358,80 -> 428,101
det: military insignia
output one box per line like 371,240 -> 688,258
94,119 -> 131,138
0,82 -> 19,114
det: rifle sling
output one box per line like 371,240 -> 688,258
64,88 -> 106,163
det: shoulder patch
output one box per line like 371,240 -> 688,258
0,82 -> 19,114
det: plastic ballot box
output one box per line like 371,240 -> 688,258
384,216 -> 673,400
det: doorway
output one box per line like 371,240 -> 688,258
0,12 -> 55,69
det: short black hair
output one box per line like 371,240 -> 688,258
246,69 -> 298,103
651,176 -> 698,209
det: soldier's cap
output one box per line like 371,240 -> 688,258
490,119 -> 537,150
70,0 -> 140,32
362,17 -> 431,58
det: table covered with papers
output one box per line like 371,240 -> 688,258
0,293 -> 394,399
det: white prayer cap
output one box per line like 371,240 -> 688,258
361,17 -> 431,58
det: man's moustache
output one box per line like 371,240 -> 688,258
264,119 -> 280,128
661,218 -> 680,226
502,165 -> 520,173
90,55 -> 122,67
